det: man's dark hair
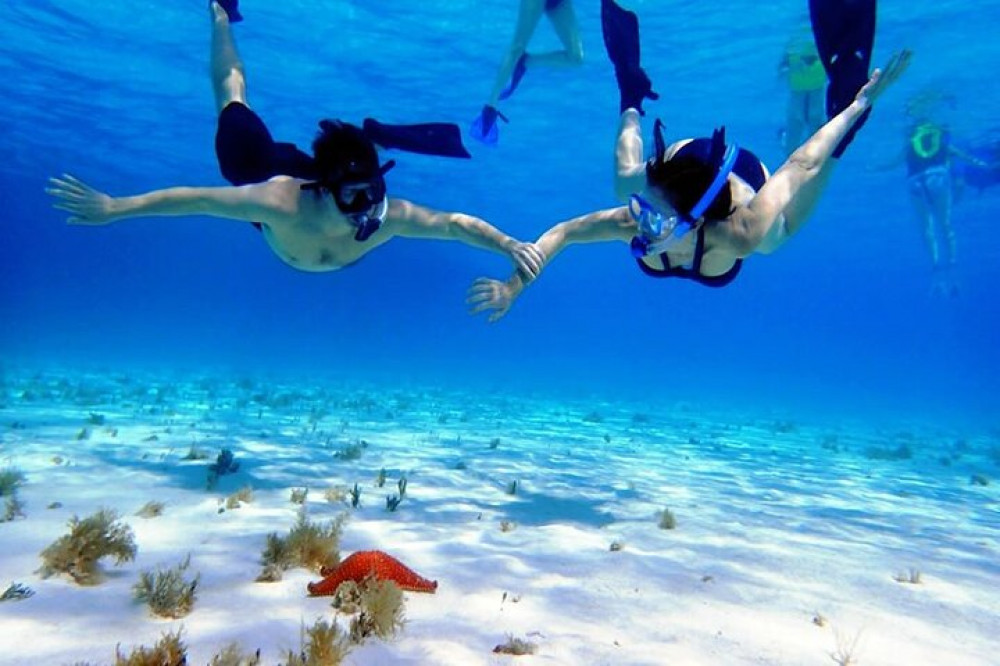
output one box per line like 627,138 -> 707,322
311,119 -> 379,181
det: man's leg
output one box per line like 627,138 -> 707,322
210,1 -> 247,113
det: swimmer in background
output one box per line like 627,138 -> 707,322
871,93 -> 987,297
778,28 -> 827,155
470,0 -> 584,145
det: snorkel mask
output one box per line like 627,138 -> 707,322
300,120 -> 397,242
630,121 -> 739,258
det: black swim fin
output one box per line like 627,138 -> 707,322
810,0 -> 876,157
362,119 -> 472,159
216,0 -> 243,23
601,0 -> 658,115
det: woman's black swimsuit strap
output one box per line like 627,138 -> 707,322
635,225 -> 743,288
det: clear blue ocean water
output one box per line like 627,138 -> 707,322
1,0 -> 998,429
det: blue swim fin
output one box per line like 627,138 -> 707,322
810,0 -> 876,156
469,105 -> 508,146
601,0 -> 658,114
216,0 -> 243,23
498,54 -> 529,101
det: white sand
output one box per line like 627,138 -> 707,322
0,365 -> 997,665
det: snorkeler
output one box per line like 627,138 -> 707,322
468,0 -> 910,321
778,28 -> 827,155
47,1 -> 544,279
470,0 -> 584,145
871,97 -> 990,297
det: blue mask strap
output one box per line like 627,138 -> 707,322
684,142 -> 740,222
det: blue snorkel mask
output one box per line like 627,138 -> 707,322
630,123 -> 740,258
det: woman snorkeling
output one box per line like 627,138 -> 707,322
469,0 -> 911,321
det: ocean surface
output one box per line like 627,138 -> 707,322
2,0 -> 999,422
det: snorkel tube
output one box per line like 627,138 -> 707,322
630,123 -> 740,258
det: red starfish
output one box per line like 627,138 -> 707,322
307,550 -> 438,596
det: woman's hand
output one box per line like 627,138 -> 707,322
467,277 -> 521,323
856,49 -> 913,109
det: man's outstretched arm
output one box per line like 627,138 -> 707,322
47,174 -> 286,227
384,199 -> 544,279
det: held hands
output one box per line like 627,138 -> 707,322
46,174 -> 116,225
467,277 -> 520,323
468,241 -> 544,323
856,50 -> 913,109
506,240 -> 545,280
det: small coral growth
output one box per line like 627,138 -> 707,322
258,510 -> 346,580
39,508 -> 137,585
114,629 -> 187,666
133,555 -> 200,618
283,619 -> 352,666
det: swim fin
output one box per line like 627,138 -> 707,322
362,118 -> 472,159
216,0 -> 243,23
601,0 -> 659,115
810,0 -> 876,157
498,54 -> 529,101
469,105 -> 508,146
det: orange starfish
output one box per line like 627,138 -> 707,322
307,550 -> 438,596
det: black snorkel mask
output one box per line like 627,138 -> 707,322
301,159 -> 396,242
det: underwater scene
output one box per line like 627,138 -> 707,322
1,0 -> 998,664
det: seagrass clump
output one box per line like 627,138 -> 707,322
114,629 -> 187,666
39,508 -> 136,585
133,555 -> 200,618
283,619 -> 352,666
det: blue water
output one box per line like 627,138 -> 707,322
2,0 -> 999,427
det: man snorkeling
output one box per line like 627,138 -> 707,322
48,1 -> 544,279
470,0 -> 584,145
778,27 -> 828,156
468,0 -> 910,321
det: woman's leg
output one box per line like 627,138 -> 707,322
614,109 -> 646,202
209,1 -> 247,112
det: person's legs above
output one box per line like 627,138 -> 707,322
470,0 -> 545,144
809,0 -> 876,158
216,0 -> 242,23
780,0 -> 877,235
601,0 -> 658,115
209,2 -> 277,186
532,0 -> 584,69
210,0 -> 247,112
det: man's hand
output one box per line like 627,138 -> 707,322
46,174 -> 116,225
506,241 -> 545,281
467,277 -> 520,323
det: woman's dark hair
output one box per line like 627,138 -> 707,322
311,119 -> 380,181
646,155 -> 734,223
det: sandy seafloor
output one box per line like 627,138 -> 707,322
0,365 -> 997,666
